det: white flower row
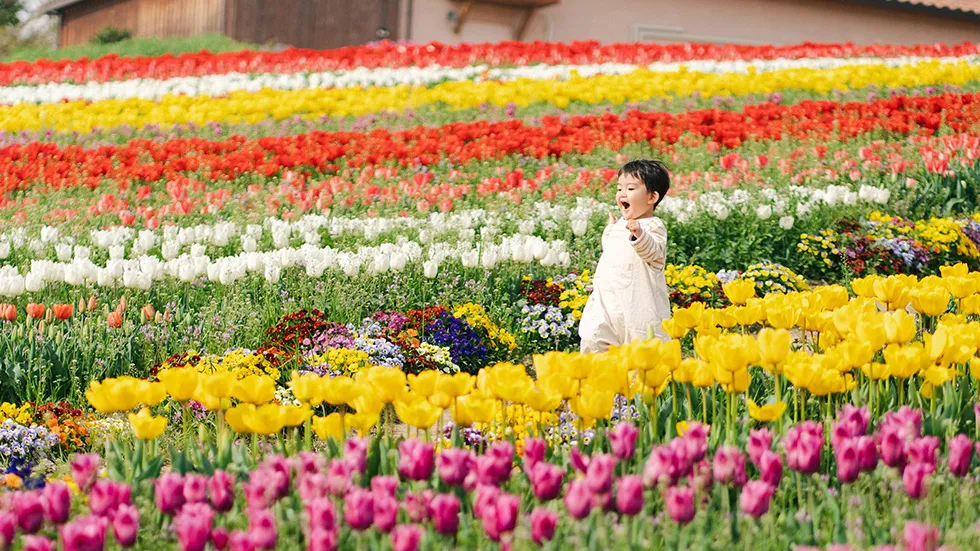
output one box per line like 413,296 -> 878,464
0,183 -> 893,269
0,55 -> 970,106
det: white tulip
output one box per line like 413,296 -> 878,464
779,216 -> 795,230
423,259 -> 439,278
755,205 -> 772,220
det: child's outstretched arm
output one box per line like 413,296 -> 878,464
626,218 -> 667,270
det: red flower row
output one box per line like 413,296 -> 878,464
1,40 -> 977,86
0,92 -> 975,200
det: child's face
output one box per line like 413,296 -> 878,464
616,173 -> 659,220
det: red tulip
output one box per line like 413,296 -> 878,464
107,311 -> 123,328
26,303 -> 44,319
51,303 -> 73,321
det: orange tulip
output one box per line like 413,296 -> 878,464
87,296 -> 97,311
141,304 -> 155,321
107,311 -> 122,329
25,303 -> 44,319
0,304 -> 15,322
51,304 -> 73,321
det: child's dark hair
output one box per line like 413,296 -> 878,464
618,159 -> 670,207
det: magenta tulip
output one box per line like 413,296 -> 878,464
71,453 -> 101,493
609,422 -> 639,461
228,531 -> 255,551
343,488 -> 374,531
305,528 -> 336,551
570,447 -> 590,474
248,508 -> 277,550
403,490 -> 433,523
529,461 -> 564,502
175,503 -> 214,551
902,521 -> 938,551
373,493 -> 398,533
183,474 -> 208,504
292,451 -> 326,478
155,473 -> 186,515
0,511 -> 14,549
905,436 -> 939,467
297,473 -> 329,503
398,439 -> 435,481
13,490 -> 46,534
857,435 -> 879,472
747,427 -> 774,467
682,421 -> 710,462
305,497 -> 336,532
43,481 -> 72,524
585,453 -> 617,494
211,527 -> 229,551
643,445 -> 680,487
739,481 -> 775,518
713,446 -> 747,486
111,504 -> 140,548
947,434 -> 973,477
208,470 -> 235,513
60,515 -> 108,551
903,462 -> 933,500
564,478 -> 593,520
785,422 -> 823,474
523,438 -> 547,472
23,535 -> 56,551
834,438 -> 861,484
531,507 -> 559,545
880,426 -> 907,469
325,460 -> 351,498
664,485 -> 696,524
370,475 -> 399,498
391,524 -> 422,551
758,450 -> 783,487
430,493 -> 461,535
615,475 -> 644,516
437,448 -> 473,486
344,438 -> 369,474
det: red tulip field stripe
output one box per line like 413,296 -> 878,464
2,40 -> 979,86
0,92 -> 977,196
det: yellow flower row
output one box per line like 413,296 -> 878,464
6,59 -> 980,132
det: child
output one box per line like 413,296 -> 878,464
579,159 -> 672,353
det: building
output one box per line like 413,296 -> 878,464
44,0 -> 980,50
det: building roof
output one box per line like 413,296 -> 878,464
876,0 -> 980,15
42,0 -> 87,13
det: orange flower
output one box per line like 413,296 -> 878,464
26,303 -> 44,319
51,304 -> 73,321
107,311 -> 122,329
141,304 -> 155,321
3,474 -> 22,489
0,303 -> 15,322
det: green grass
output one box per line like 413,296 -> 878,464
5,33 -> 260,62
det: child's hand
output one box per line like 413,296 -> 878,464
626,220 -> 642,238
607,211 -> 617,225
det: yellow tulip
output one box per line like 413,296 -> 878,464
873,276 -> 911,310
127,408 -> 167,441
911,285 -> 951,317
453,392 -> 495,425
746,399 -> 786,423
921,366 -> 952,387
362,367 -> 407,404
570,389 -> 615,426
660,318 -> 689,339
733,300 -> 764,327
351,391 -> 384,416
853,313 -> 887,352
723,279 -> 757,305
860,362 -> 891,381
766,303 -> 801,330
673,358 -> 700,384
224,404 -> 252,434
157,367 -> 200,402
243,403 -> 286,435
312,413 -> 345,441
833,341 -> 875,371
232,375 -> 276,405
522,388 -> 563,413
642,364 -> 671,390
288,371 -> 325,405
944,276 -> 977,299
714,366 -> 750,394
394,397 -> 442,430
756,328 -> 792,373
408,371 -> 439,397
882,310 -> 917,344
850,275 -> 879,299
713,307 -> 738,328
941,263 -> 970,278
435,372 -> 474,398
958,294 -> 980,315
199,371 -> 237,399
137,381 -> 168,407
691,360 -> 715,388
280,404 -> 312,428
85,381 -> 114,414
428,391 -> 453,410
195,391 -> 222,412
672,302 -> 705,329
814,285 -> 850,311
347,411 -> 380,435
883,343 -> 931,379
322,377 -> 356,406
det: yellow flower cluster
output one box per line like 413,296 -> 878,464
453,303 -> 518,351
558,271 -> 592,320
797,230 -> 841,268
665,264 -> 720,296
305,347 -> 372,376
0,402 -> 32,425
868,211 -> 980,259
7,59 -> 980,132
158,349 -> 281,382
741,261 -> 809,295
475,403 -> 559,454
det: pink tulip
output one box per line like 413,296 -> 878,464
668,437 -> 695,478
208,470 -> 235,512
834,438 -> 861,484
23,535 -> 56,551
324,460 -> 351,497
880,426 -> 907,469
437,448 -> 473,486
785,422 -> 823,474
882,406 -> 922,439
564,478 -> 593,520
306,528 -> 336,551
857,435 -> 879,472
297,473 -> 329,503
13,490 -> 46,533
292,451 -> 326,478
689,459 -> 714,493
758,450 -> 783,487
0,511 -> 14,548
475,453 -> 511,487
903,521 -> 939,551
43,481 -> 72,524
947,434 -> 973,477
391,524 -> 422,551
903,462 -> 934,500
403,490 -> 433,523
182,474 -> 208,504
430,493 -> 460,535
570,447 -> 590,474
398,439 -> 435,482
609,422 -> 639,461
682,421 -> 710,462
585,453 -> 617,494
250,465 -> 288,502
228,531 -> 255,551
906,436 -> 939,467
747,427 -> 774,466
248,509 -> 277,550
344,438 -> 369,474
155,473 -> 186,515
739,480 -> 775,518
89,480 -> 132,518
832,405 -> 870,448
211,527 -> 229,551
305,497 -> 336,532
370,475 -> 399,498
71,453 -> 101,493
530,507 -> 559,545
529,462 -> 564,501
111,504 -> 140,548
175,503 -> 214,551
60,515 -> 108,551
260,455 -> 292,489
373,493 -> 398,533
523,438 -> 547,472
713,446 -> 747,487
615,475 -> 644,516
664,485 -> 696,524
481,492 -> 520,541
343,488 -> 374,531
975,403 -> 980,429
643,445 -> 680,487
473,485 -> 501,520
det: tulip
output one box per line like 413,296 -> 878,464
474,452 -> 511,487
0,303 -> 16,321
857,436 -> 879,472
564,478 -> 593,520
89,480 -> 131,518
305,498 -> 336,532
570,446 -> 590,474
344,438 -> 369,474
664,485 -> 696,524
228,531 -> 255,551
758,450 -> 783,487
175,503 -> 214,551
370,475 -> 399,498
111,504 -> 140,548
785,422 -> 823,474
43,481 -> 72,524
643,445 -> 680,487
211,527 -> 230,551
0,511 -> 13,549
180,474 -> 208,504
141,304 -> 155,321
903,462 -> 933,500
739,480 -> 775,518
437,448 -> 473,486
208,470 -> 236,512
60,515 -> 108,551
523,437 -> 547,472
128,408 -> 167,440
880,427 -> 907,469
107,311 -> 123,328
615,475 -> 644,516
903,521 -> 939,551
403,490 -> 433,523
26,303 -> 45,319
585,453 -> 617,494
23,535 -> 56,551
713,446 -> 747,486
906,436 -> 939,467
51,303 -> 73,320
682,422 -> 710,462
343,488 -> 374,531
13,490 -> 45,533
71,453 -> 101,492
529,461 -> 564,502
372,493 -> 398,533
391,525 -> 422,551
430,493 -> 460,535
155,472 -> 186,515
248,509 -> 278,550
482,492 -> 520,540
834,438 -> 861,484
747,427 -> 774,466
747,399 -> 786,423
530,507 -> 559,545
947,434 -> 973,477
159,367 -> 200,402
325,460 -> 351,497
397,438 -> 435,481
609,422 -> 639,461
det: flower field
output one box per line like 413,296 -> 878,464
1,38 -> 980,550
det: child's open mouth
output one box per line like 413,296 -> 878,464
619,199 -> 631,213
